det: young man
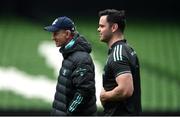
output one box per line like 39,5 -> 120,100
44,16 -> 97,115
97,9 -> 142,115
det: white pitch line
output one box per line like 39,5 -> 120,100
0,67 -> 56,102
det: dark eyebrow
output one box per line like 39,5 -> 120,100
99,24 -> 104,27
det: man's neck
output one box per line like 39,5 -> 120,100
64,34 -> 75,47
108,34 -> 124,48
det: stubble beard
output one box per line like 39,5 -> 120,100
100,33 -> 112,43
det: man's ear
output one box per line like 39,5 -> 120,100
111,23 -> 118,33
65,30 -> 71,38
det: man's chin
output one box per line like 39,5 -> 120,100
100,38 -> 104,41
100,38 -> 107,43
55,42 -> 61,47
55,44 -> 61,47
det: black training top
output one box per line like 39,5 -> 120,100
103,39 -> 142,115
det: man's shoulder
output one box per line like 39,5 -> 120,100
114,41 -> 132,50
110,43 -> 127,62
72,51 -> 90,58
113,41 -> 135,54
69,51 -> 91,63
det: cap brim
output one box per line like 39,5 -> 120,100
44,26 -> 59,32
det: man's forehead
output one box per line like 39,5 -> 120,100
100,15 -> 107,20
99,15 -> 108,25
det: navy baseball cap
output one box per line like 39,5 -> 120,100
44,16 -> 75,32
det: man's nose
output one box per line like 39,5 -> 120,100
97,27 -> 100,32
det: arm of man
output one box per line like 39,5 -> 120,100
67,63 -> 95,115
100,73 -> 134,102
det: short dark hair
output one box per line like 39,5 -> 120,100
99,9 -> 126,33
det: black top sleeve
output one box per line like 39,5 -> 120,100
110,54 -> 131,78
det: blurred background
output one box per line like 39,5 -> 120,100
0,0 -> 180,115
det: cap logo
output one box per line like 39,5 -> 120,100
52,19 -> 58,25
72,27 -> 75,31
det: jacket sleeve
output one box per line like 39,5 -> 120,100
67,63 -> 95,115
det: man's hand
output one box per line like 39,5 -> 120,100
100,73 -> 134,105
100,88 -> 107,106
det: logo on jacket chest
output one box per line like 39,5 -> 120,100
62,69 -> 67,76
